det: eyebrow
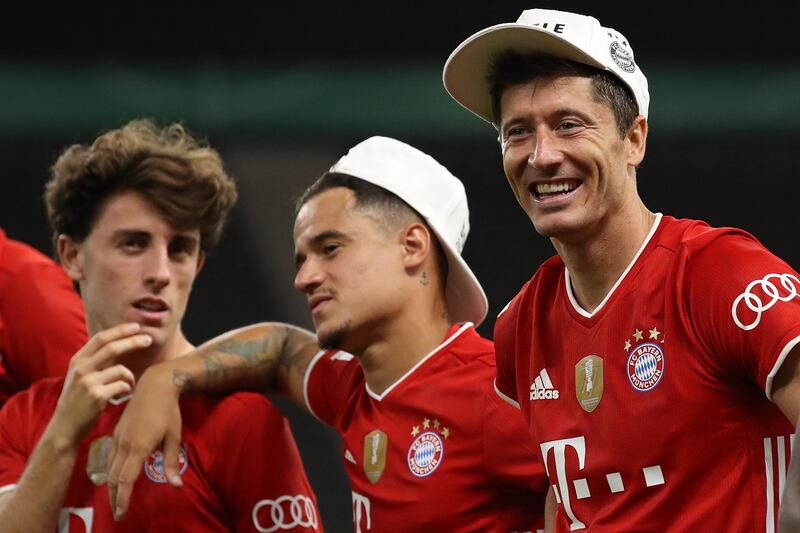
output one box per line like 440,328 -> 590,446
293,229 -> 349,267
501,107 -> 596,130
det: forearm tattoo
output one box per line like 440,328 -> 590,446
202,334 -> 283,391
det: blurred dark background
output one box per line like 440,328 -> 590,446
1,2 -> 798,530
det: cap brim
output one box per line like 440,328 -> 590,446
443,23 -> 605,123
429,225 -> 488,327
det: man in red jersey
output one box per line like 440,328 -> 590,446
443,8 -> 800,532
0,119 -> 320,532
0,227 -> 87,406
105,136 -> 549,532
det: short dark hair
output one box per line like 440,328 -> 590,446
487,51 -> 638,138
295,172 -> 421,231
46,119 -> 237,254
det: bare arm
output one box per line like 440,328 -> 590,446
107,322 -> 319,519
0,324 -> 143,532
544,486 -> 556,533
770,344 -> 800,426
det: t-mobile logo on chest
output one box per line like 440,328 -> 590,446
540,437 -> 664,530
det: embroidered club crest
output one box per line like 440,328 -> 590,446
627,342 -> 665,392
575,355 -> 604,412
407,432 -> 444,477
144,445 -> 188,483
363,430 -> 387,484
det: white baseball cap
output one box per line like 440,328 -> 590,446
443,8 -> 649,123
329,136 -> 488,326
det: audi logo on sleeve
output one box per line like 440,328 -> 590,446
252,494 -> 318,532
732,273 -> 800,331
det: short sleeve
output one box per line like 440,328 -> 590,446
212,393 -> 321,532
682,233 -> 800,398
0,386 -> 44,493
0,258 -> 86,401
303,350 -> 361,429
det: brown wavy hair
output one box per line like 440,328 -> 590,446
45,119 -> 237,254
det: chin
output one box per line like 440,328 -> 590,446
316,320 -> 352,352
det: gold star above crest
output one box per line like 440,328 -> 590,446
624,340 -> 632,351
633,329 -> 644,341
442,427 -> 450,439
411,426 -> 420,437
433,419 -> 440,429
422,418 -> 430,429
649,327 -> 661,340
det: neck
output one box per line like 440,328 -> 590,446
354,303 -> 453,396
553,202 -> 656,313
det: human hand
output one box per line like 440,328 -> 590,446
107,361 -> 184,520
48,322 -> 150,446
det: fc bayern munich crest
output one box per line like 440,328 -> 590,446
144,445 -> 189,483
407,432 -> 444,477
627,342 -> 665,392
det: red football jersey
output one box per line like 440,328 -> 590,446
304,323 -> 547,533
0,377 -> 321,532
494,214 -> 798,532
0,229 -> 87,405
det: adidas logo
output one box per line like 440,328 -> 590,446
530,368 -> 560,400
344,450 -> 357,464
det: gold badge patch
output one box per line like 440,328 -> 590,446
363,430 -> 388,484
576,355 -> 604,413
86,435 -> 113,486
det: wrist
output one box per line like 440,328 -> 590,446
143,360 -> 191,395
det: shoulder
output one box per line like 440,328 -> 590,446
655,216 -> 759,259
0,377 -> 62,423
445,325 -> 495,369
496,255 -> 562,332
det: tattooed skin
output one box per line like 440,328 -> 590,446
420,271 -> 429,286
188,327 -> 317,394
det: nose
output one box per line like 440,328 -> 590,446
144,245 -> 171,291
528,129 -> 564,170
294,257 -> 323,294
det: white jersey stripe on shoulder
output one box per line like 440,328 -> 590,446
0,484 -> 16,496
303,349 -> 330,422
366,323 -> 473,402
566,213 -> 662,318
765,335 -> 800,400
779,436 -> 787,504
765,437 -> 775,533
494,379 -> 521,409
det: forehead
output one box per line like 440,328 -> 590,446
499,75 -> 606,121
90,190 -> 197,238
294,187 -> 379,243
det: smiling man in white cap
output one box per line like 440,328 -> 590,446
105,136 -> 548,532
443,8 -> 800,532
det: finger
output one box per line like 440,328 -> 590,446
74,323 -> 142,363
112,452 -> 145,520
93,364 -> 136,391
162,428 -> 184,487
87,334 -> 152,370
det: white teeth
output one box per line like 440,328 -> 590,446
536,182 -> 577,195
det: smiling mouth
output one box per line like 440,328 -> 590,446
530,179 -> 582,200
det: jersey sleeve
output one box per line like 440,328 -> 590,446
0,386 -> 43,493
211,393 -> 321,532
493,296 -> 523,408
681,232 -> 800,398
303,350 -> 361,429
0,258 -> 86,396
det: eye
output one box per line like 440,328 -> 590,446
119,236 -> 146,252
323,243 -> 340,256
168,237 -> 198,259
557,120 -> 583,133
